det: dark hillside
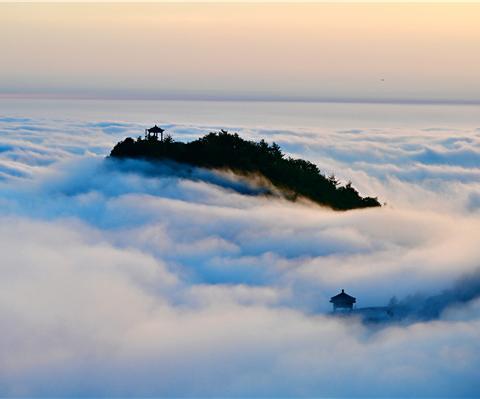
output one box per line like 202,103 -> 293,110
109,131 -> 381,210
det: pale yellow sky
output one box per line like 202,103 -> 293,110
1,3 -> 479,102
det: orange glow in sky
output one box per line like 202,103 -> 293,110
1,3 -> 479,101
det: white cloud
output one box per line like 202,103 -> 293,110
0,116 -> 479,396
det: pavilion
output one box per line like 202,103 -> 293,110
145,125 -> 165,141
330,289 -> 356,312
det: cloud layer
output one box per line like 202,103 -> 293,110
0,116 -> 479,396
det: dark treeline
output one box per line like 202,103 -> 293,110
109,131 -> 381,210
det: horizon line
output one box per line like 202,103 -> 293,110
1,92 -> 480,107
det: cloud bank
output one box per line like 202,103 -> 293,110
0,116 -> 479,396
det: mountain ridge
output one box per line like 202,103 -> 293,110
109,130 -> 381,211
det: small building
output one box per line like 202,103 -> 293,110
145,125 -> 165,141
330,289 -> 356,311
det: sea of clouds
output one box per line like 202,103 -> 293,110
0,115 -> 479,397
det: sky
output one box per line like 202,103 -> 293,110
1,2 -> 480,396
1,2 -> 480,102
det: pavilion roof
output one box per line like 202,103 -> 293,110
147,125 -> 165,133
330,289 -> 356,303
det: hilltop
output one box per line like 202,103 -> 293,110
109,130 -> 381,210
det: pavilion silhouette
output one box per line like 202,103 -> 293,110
330,289 -> 356,312
145,125 -> 165,141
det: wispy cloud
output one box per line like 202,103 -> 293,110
0,117 -> 479,396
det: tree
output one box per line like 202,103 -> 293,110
109,130 -> 381,210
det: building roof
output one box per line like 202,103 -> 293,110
330,289 -> 356,304
147,125 -> 165,133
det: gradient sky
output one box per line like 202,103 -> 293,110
1,2 -> 480,102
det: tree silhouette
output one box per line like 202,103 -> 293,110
110,130 -> 381,210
